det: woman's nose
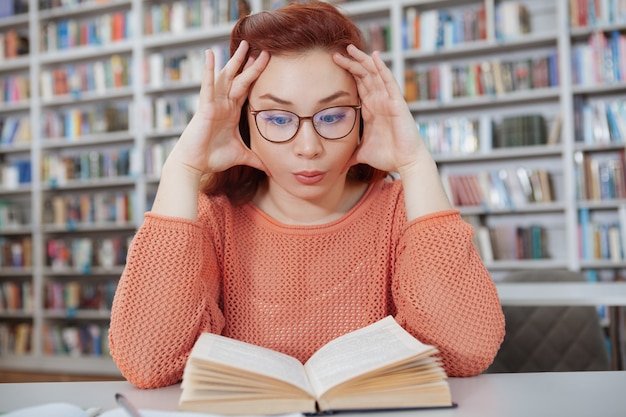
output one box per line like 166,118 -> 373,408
292,120 -> 323,157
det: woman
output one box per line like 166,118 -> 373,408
109,0 -> 504,389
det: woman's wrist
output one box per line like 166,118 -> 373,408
150,156 -> 204,219
398,155 -> 453,221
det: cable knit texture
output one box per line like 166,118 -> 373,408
109,179 -> 504,389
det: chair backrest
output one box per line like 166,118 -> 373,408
485,269 -> 611,373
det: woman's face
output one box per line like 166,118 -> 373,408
247,49 -> 360,203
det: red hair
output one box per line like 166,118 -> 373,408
230,0 -> 365,59
202,1 -> 386,203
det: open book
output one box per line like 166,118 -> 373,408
178,316 -> 452,415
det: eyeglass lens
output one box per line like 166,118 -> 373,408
253,106 -> 358,143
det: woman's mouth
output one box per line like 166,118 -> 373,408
293,171 -> 325,185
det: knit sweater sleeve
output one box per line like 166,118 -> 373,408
108,195 -> 225,389
392,209 -> 505,377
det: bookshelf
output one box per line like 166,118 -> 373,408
0,0 -> 625,375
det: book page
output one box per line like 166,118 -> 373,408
189,333 -> 315,397
303,316 -> 436,397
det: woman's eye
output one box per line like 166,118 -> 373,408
266,114 -> 294,126
318,112 -> 346,124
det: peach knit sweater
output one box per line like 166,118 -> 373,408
109,179 -> 504,389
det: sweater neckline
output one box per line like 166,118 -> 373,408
242,180 -> 382,232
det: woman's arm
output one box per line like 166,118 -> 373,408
109,210 -> 224,388
333,46 -> 452,221
392,211 -> 505,377
150,43 -> 269,220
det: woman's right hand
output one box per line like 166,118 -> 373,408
167,41 -> 270,177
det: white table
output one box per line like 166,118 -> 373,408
1,371 -> 626,417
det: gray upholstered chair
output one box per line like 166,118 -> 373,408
486,269 -> 611,373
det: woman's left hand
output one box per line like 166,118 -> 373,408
333,45 -> 428,174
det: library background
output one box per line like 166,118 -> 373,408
0,0 -> 625,381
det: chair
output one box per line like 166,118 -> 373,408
486,269 -> 611,373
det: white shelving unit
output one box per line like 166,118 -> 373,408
0,0 -> 625,375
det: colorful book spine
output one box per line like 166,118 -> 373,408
445,168 -> 555,210
145,0 -> 250,35
40,55 -> 132,100
41,148 -> 135,186
46,236 -> 130,272
572,31 -> 626,86
41,102 -> 130,140
569,0 -> 626,28
406,51 -> 558,103
41,10 -> 131,52
42,323 -> 111,357
0,73 -> 30,104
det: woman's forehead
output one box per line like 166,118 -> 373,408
250,51 -> 357,104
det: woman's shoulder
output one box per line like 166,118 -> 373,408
197,192 -> 238,221
355,177 -> 407,224
369,175 -> 405,205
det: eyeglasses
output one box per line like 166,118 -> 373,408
249,105 -> 361,143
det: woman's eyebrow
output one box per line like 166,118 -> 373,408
257,91 -> 352,106
257,93 -> 292,105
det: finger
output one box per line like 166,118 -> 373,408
334,47 -> 381,94
220,40 -> 250,80
372,51 -> 404,98
346,44 -> 379,73
229,50 -> 270,99
333,54 -> 372,100
198,49 -> 216,105
333,49 -> 371,81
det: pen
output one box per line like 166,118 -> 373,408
115,392 -> 144,417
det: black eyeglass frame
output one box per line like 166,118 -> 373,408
249,105 -> 362,143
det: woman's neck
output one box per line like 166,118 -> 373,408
252,179 -> 369,225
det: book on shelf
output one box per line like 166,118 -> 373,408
571,30 -> 626,86
496,114 -> 547,148
488,224 -> 549,260
1,116 -> 31,145
41,102 -> 130,140
569,0 -> 626,30
0,280 -> 32,312
578,210 -> 624,262
145,0 -> 251,35
359,21 -> 390,53
547,113 -> 562,145
0,73 -> 30,103
46,191 -> 134,227
0,200 -> 28,229
0,28 -> 29,60
495,1 -> 530,41
43,323 -> 111,357
1,159 -> 31,188
179,315 -> 452,415
445,167 -> 555,210
45,280 -> 117,312
0,236 -> 32,268
40,11 -> 130,52
0,0 -> 14,18
577,150 -> 626,201
40,55 -> 132,99
404,5 -> 486,52
406,52 -> 558,103
46,236 -> 129,271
